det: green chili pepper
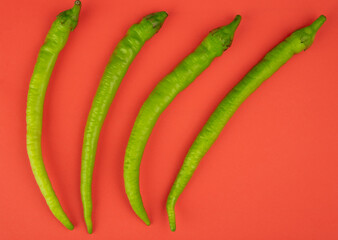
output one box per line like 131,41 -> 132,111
26,1 -> 81,230
124,15 -> 241,225
166,15 -> 326,231
80,12 -> 168,234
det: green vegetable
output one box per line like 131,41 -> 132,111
166,15 -> 326,231
81,12 -> 168,234
26,1 -> 81,230
124,15 -> 242,225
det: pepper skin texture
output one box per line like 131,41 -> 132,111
124,15 -> 242,226
26,1 -> 81,230
166,15 -> 326,232
81,12 -> 168,234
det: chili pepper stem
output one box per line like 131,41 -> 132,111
310,15 -> 326,32
227,15 -> 242,32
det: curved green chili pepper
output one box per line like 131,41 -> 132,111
124,15 -> 242,225
81,12 -> 168,234
166,15 -> 326,231
26,1 -> 81,230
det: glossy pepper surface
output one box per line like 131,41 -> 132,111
124,15 -> 241,225
81,11 -> 168,234
166,15 -> 326,231
26,1 -> 81,230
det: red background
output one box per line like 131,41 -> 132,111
1,0 -> 337,239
